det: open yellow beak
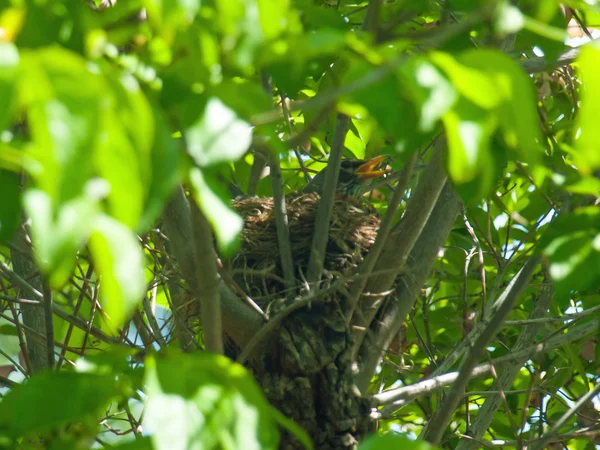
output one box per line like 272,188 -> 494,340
354,155 -> 390,180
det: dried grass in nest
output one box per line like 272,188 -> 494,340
228,193 -> 381,307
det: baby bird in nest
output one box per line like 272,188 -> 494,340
302,155 -> 390,206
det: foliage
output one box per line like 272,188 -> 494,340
0,0 -> 600,448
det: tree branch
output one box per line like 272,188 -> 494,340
10,226 -> 50,373
306,114 -> 350,284
420,256 -> 541,445
355,182 -> 461,392
345,150 -> 418,321
162,185 -> 264,348
352,139 -> 448,361
264,150 -> 295,289
190,201 -> 223,353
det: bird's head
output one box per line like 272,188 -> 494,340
336,155 -> 389,199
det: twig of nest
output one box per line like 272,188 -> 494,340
227,193 -> 381,308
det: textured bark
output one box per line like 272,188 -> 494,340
259,301 -> 369,449
11,226 -> 48,373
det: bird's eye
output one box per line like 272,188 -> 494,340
340,160 -> 352,169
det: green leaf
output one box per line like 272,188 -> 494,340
0,372 -> 121,438
188,167 -> 243,256
88,215 -> 146,332
429,52 -> 502,110
144,351 -> 286,450
185,97 -> 252,167
359,433 -> 438,450
258,0 -> 292,40
574,44 -> 600,175
541,208 -> 600,299
0,169 -> 20,243
0,42 -> 19,131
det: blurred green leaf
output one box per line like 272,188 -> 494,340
0,169 -> 20,243
20,47 -> 105,203
443,98 -> 499,202
542,207 -> 600,299
0,372 -> 121,438
0,42 -> 19,131
24,187 -> 101,288
574,44 -> 600,175
137,107 -> 181,232
88,215 -> 146,332
458,49 -> 541,158
188,167 -> 243,256
144,351 -> 288,450
429,52 -> 502,110
400,59 -> 457,132
185,97 -> 252,167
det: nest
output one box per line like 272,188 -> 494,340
228,193 -> 381,308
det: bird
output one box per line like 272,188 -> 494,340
302,155 -> 389,200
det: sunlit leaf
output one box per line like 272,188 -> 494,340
24,187 -> 101,288
457,49 -> 541,159
400,59 -> 457,132
574,44 -> 600,175
443,98 -> 499,202
185,97 -> 252,167
429,51 -> 502,110
0,42 -> 19,130
88,215 -> 146,332
20,48 -> 105,203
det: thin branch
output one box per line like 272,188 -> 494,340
41,279 -> 54,369
531,383 -> 600,450
420,256 -> 541,445
57,264 -> 94,367
190,200 -> 223,354
372,316 -> 598,411
236,283 -> 341,364
306,113 -> 350,284
455,284 -> 554,450
162,185 -> 264,348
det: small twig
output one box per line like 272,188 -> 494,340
41,279 -> 55,369
532,382 -> 600,450
236,283 -> 341,364
142,282 -> 167,348
57,264 -> 94,368
420,256 -> 540,445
